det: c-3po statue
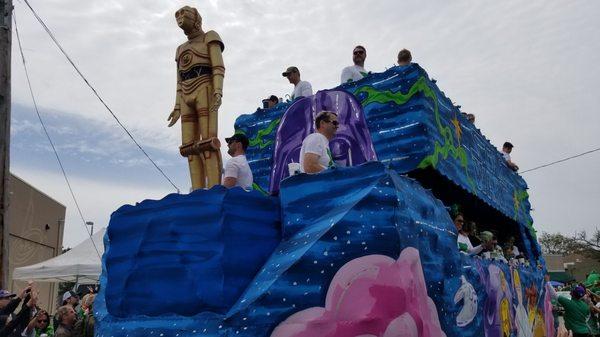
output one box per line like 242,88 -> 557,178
168,6 -> 224,190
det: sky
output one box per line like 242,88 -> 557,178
9,0 -> 600,248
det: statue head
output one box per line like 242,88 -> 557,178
175,6 -> 202,33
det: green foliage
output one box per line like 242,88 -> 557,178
539,232 -> 577,255
540,229 -> 600,261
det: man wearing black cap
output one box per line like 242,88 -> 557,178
223,134 -> 253,190
282,66 -> 313,100
0,286 -> 31,330
262,95 -> 279,109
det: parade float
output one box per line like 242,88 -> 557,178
94,6 -> 552,337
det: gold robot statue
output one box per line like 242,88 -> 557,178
168,6 -> 225,190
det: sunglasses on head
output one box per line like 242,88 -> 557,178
325,120 -> 339,126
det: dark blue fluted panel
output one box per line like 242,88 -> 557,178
102,187 -> 280,317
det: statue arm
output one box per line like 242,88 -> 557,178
209,41 -> 225,96
168,51 -> 182,127
208,41 -> 224,119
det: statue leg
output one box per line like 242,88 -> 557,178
196,85 -> 222,188
180,103 -> 206,190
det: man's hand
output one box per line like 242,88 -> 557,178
223,176 -> 237,188
303,153 -> 325,174
26,291 -> 38,308
210,93 -> 222,114
167,108 -> 181,127
19,285 -> 32,299
557,323 -> 573,337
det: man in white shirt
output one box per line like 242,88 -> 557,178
300,111 -> 339,174
223,134 -> 253,190
501,141 -> 519,171
282,66 -> 313,100
341,45 -> 369,84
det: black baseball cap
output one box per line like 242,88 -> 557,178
225,134 -> 249,150
282,66 -> 299,77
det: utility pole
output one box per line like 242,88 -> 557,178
0,0 -> 13,289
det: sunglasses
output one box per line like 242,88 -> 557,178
38,319 -> 49,323
325,120 -> 339,126
353,50 -> 365,55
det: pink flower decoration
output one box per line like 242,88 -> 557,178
271,247 -> 447,337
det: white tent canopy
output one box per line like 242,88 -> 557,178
12,228 -> 106,283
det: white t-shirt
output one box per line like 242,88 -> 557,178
299,133 -> 332,173
223,155 -> 253,190
502,151 -> 511,162
292,81 -> 313,99
457,233 -> 483,256
340,65 -> 368,84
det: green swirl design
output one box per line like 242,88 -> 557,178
252,182 -> 269,196
513,189 -> 529,220
513,189 -> 536,239
240,118 -> 281,149
354,77 -> 476,192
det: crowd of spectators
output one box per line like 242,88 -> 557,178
0,284 -> 95,337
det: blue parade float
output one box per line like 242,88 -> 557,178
95,64 -> 553,337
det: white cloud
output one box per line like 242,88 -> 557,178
11,166 -> 175,248
10,0 -> 600,245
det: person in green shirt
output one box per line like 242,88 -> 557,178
547,275 -> 592,337
585,290 -> 600,337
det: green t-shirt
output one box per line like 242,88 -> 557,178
558,296 -> 591,334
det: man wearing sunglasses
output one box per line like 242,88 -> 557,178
300,111 -> 339,174
222,134 -> 253,190
341,45 -> 369,84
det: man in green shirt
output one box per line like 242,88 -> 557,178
547,275 -> 592,337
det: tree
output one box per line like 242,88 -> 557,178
539,232 -> 576,255
539,228 -> 600,261
573,229 -> 600,261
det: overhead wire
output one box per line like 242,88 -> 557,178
520,146 -> 600,174
20,0 -> 180,193
13,12 -> 102,260
14,1 -> 599,188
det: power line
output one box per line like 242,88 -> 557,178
20,0 -> 180,193
13,12 -> 102,260
521,146 -> 600,174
